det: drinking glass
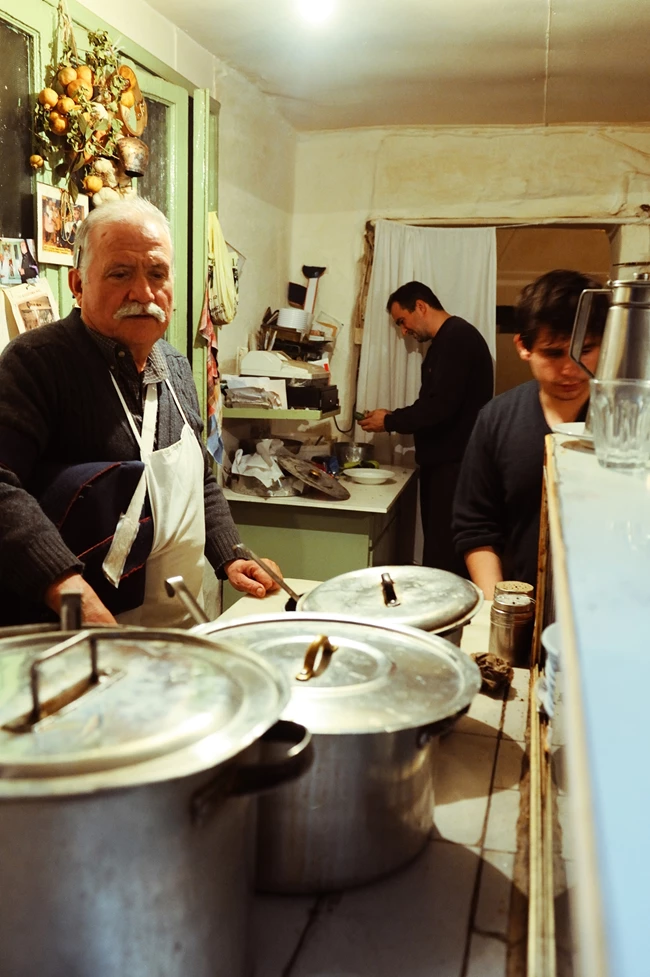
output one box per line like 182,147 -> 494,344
589,378 -> 650,473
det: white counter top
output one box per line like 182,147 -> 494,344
547,434 -> 650,977
224,464 -> 416,515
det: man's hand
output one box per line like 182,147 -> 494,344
44,571 -> 117,625
224,558 -> 283,598
359,409 -> 390,433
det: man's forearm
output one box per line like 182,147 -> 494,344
464,546 -> 503,600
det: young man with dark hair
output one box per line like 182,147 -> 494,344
452,269 -> 606,597
360,280 -> 493,575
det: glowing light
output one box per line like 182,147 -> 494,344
297,0 -> 336,25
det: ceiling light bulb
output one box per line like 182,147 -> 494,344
297,0 -> 335,24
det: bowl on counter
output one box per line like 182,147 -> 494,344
343,468 -> 394,485
333,441 -> 374,466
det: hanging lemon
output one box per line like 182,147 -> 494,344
57,66 -> 77,87
67,78 -> 93,101
76,65 -> 94,85
38,88 -> 59,108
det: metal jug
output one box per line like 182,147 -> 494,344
570,272 -> 650,383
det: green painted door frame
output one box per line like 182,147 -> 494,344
1,0 -> 218,403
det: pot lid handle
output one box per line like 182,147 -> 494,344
165,576 -> 210,624
4,630 -> 104,731
380,572 -> 400,607
295,634 -> 339,682
59,591 -> 82,631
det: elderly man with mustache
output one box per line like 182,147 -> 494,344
0,198 -> 281,627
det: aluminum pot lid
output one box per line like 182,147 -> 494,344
297,565 -> 482,632
194,613 -> 481,735
0,628 -> 289,779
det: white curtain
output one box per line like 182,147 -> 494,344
356,220 -> 496,465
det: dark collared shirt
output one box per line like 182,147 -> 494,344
85,326 -> 169,435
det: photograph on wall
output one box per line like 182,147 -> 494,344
0,238 -> 39,286
5,278 -> 59,335
36,184 -> 88,266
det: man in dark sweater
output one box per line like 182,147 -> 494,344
360,281 -> 493,574
452,269 -> 606,597
0,198 -> 280,626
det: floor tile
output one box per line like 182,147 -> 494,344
289,840 -> 481,977
502,670 -> 530,743
483,789 -> 522,854
474,850 -> 515,936
492,736 -> 525,791
454,690 -> 504,738
433,732 -> 497,846
465,933 -> 508,977
253,893 -> 317,977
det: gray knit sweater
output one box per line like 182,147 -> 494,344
0,309 -> 241,621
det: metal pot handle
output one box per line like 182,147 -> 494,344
569,287 -> 609,377
296,635 -> 338,681
416,705 -> 470,748
191,721 -> 313,826
380,572 -> 400,607
2,629 -> 106,732
165,576 -> 210,624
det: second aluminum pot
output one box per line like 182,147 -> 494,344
296,564 -> 483,645
193,612 -> 481,893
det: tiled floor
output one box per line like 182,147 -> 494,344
242,597 -> 531,977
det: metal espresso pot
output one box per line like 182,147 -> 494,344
570,272 -> 650,408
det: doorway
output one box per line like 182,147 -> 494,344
495,227 -> 611,394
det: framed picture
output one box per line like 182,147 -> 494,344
0,238 -> 39,286
36,184 -> 89,267
5,278 -> 59,335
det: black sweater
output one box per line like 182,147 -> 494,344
452,380 -> 588,586
0,310 -> 241,617
384,316 -> 494,466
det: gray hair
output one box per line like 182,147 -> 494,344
73,197 -> 174,281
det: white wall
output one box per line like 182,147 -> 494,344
77,0 -> 296,374
290,125 -> 650,427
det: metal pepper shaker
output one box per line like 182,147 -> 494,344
488,592 -> 535,667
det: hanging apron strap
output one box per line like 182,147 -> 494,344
102,377 -> 158,587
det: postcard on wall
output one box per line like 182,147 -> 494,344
36,183 -> 89,267
5,278 -> 59,335
0,238 -> 39,286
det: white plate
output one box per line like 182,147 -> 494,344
343,468 -> 395,485
552,421 -> 593,441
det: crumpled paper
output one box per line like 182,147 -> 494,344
471,652 -> 514,696
231,439 -> 285,488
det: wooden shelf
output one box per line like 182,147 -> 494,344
222,407 -> 340,421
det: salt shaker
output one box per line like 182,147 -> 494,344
494,580 -> 535,600
488,592 -> 535,666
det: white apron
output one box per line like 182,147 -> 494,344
102,375 -> 205,628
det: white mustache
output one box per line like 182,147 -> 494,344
113,302 -> 167,323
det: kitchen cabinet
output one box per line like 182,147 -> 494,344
534,433 -> 650,977
222,465 -> 417,610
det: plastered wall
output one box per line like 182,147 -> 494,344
290,125 -> 650,428
77,0 -> 296,375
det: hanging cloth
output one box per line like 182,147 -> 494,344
207,212 -> 238,326
198,285 -> 225,464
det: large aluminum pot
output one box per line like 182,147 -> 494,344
193,612 -> 480,893
0,627 -> 311,977
297,565 -> 483,645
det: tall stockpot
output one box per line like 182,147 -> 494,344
296,565 -> 483,645
0,627 -> 310,977
193,613 -> 481,893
